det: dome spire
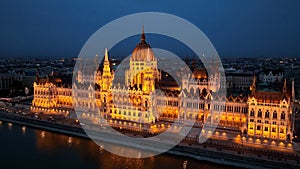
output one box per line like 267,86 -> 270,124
104,48 -> 109,62
141,25 -> 146,42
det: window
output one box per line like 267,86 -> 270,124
273,111 -> 277,119
199,104 -> 204,110
272,127 -> 276,132
250,109 -> 255,117
257,126 -> 261,130
145,100 -> 148,107
281,111 -> 285,120
279,128 -> 284,133
174,101 -> 178,107
265,110 -> 270,118
272,121 -> 277,125
214,105 -> 219,111
220,105 -> 225,111
265,120 -> 269,124
258,109 -> 262,117
227,106 -> 233,112
264,127 -> 268,131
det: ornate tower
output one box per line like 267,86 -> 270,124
101,48 -> 114,91
125,26 -> 160,94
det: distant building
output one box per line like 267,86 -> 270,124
225,70 -> 253,89
259,68 -> 284,83
0,72 -> 23,91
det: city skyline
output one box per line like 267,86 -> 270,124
0,0 -> 299,58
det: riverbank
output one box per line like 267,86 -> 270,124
0,111 -> 299,169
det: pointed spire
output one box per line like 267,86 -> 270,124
141,25 -> 146,42
94,54 -> 99,64
104,48 -> 109,62
283,78 -> 287,93
250,74 -> 256,93
35,69 -> 40,83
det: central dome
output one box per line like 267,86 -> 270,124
131,27 -> 155,62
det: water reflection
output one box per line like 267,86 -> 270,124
7,122 -> 12,131
67,137 -> 72,144
0,122 -> 237,169
22,126 -> 26,134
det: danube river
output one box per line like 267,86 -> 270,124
0,121 -> 240,169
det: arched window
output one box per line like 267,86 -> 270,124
202,88 -> 207,95
196,88 -> 201,96
103,96 -> 106,103
281,111 -> 285,120
250,109 -> 255,117
265,110 -> 270,118
273,111 -> 277,119
258,109 -> 262,118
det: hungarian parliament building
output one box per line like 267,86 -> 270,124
31,30 -> 295,148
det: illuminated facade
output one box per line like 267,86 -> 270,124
31,29 -> 295,147
247,76 -> 294,145
31,76 -> 72,115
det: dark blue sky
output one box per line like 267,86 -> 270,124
0,0 -> 299,58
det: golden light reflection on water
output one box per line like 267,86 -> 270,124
34,130 -> 148,169
40,131 -> 46,138
35,131 -> 150,168
101,153 -> 145,169
31,128 -> 232,169
7,122 -> 12,127
0,122 -> 237,169
67,137 -> 72,144
22,126 -> 26,134
7,122 -> 12,131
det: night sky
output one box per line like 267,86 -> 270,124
0,0 -> 299,58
